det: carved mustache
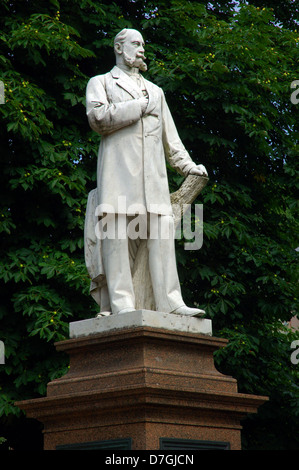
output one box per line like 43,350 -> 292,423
136,53 -> 146,60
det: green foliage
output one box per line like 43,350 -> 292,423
0,0 -> 99,424
0,0 -> 298,449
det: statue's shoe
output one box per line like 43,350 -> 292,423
96,311 -> 111,317
171,306 -> 206,317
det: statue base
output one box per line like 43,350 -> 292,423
69,309 -> 213,337
16,310 -> 267,450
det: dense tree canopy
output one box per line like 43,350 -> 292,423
0,0 -> 298,449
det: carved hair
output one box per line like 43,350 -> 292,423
114,28 -> 129,49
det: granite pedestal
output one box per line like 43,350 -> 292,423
16,310 -> 267,450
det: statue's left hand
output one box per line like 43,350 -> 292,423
189,164 -> 208,177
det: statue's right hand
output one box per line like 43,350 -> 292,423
138,96 -> 149,114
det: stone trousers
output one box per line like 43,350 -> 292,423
101,213 -> 185,314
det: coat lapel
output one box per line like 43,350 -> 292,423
110,67 -> 159,115
143,78 -> 159,116
111,66 -> 143,99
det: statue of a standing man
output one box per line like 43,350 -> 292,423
85,28 -> 207,317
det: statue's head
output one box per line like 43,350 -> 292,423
114,28 -> 147,72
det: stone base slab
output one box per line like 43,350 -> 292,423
69,309 -> 212,338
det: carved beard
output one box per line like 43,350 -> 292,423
123,51 -> 148,72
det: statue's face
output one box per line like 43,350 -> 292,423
120,30 -> 147,71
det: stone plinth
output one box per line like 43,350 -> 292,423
70,309 -> 213,337
16,310 -> 267,450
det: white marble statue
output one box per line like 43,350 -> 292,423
85,28 -> 208,317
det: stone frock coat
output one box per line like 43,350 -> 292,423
86,65 -> 197,216
84,66 -> 197,306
